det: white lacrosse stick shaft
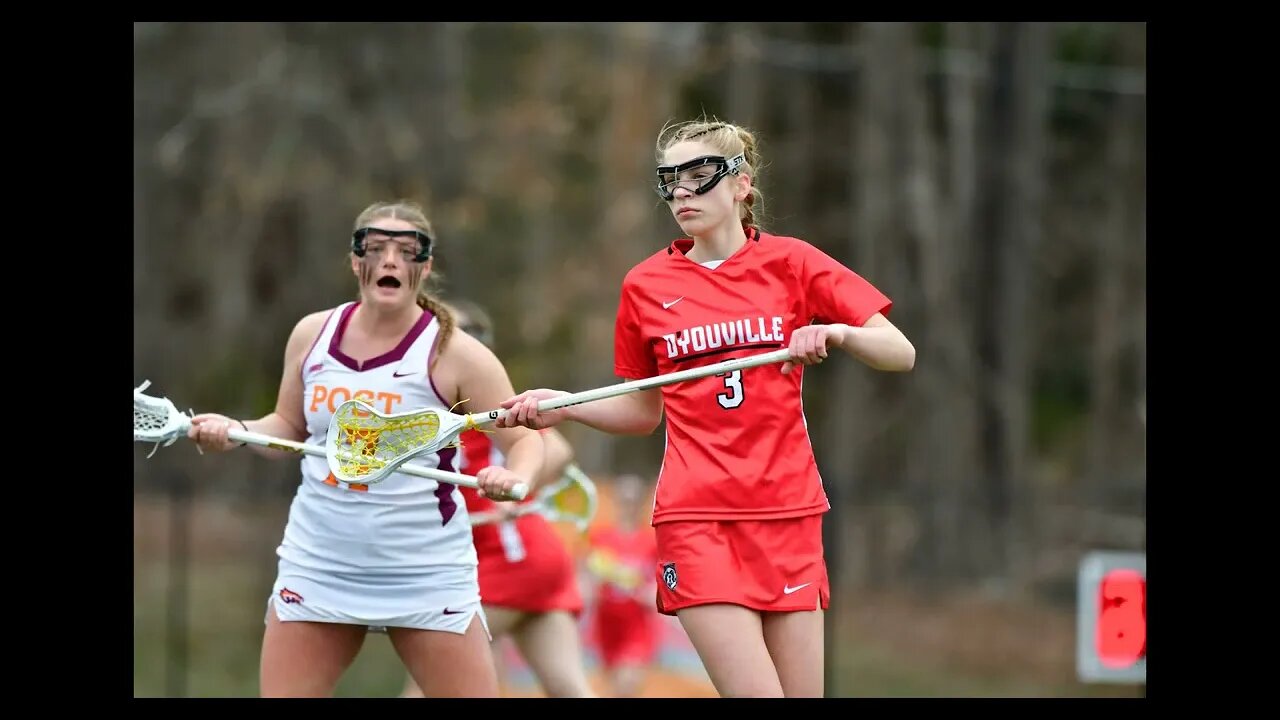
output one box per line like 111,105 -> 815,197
475,347 -> 793,428
329,348 -> 792,487
133,384 -> 518,498
220,427 -> 518,496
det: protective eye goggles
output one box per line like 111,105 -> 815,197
351,227 -> 433,263
654,153 -> 746,201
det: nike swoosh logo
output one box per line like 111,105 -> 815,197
392,370 -> 419,378
783,582 -> 811,595
442,607 -> 465,615
662,297 -> 684,309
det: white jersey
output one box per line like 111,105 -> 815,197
276,302 -> 477,582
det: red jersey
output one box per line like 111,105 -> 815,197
455,428 -> 584,615
457,428 -> 501,513
613,229 -> 892,524
456,428 -> 538,513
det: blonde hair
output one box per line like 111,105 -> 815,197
351,200 -> 456,357
656,116 -> 765,230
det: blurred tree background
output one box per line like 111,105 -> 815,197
134,21 -> 1145,697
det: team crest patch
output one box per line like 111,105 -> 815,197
278,588 -> 304,604
662,562 -> 678,591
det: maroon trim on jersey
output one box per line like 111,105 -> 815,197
300,305 -> 342,383
327,302 -> 434,372
435,446 -> 459,525
428,373 -> 450,409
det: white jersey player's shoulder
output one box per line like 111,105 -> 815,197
287,306 -> 346,362
294,307 -> 341,339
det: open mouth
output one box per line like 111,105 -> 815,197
376,275 -> 402,289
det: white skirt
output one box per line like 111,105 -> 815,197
264,556 -> 488,638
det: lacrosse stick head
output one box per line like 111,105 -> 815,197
538,465 -> 599,533
134,380 -> 193,457
326,399 -> 474,485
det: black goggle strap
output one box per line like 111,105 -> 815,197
351,227 -> 433,262
654,153 -> 746,200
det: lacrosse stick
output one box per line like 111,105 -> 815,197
133,380 -> 527,499
327,347 -> 793,485
469,463 -> 599,532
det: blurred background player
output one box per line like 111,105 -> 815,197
585,474 -> 661,698
401,298 -> 597,698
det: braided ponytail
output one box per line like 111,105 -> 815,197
417,289 -> 455,372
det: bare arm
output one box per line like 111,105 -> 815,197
561,389 -> 664,435
538,428 -> 576,486
189,311 -> 327,456
245,312 -> 328,458
782,312 -> 916,375
445,332 -> 546,494
498,386 -> 664,437
833,313 -> 916,372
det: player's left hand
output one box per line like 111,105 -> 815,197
782,323 -> 850,374
475,466 -> 528,501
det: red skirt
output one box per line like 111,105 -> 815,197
474,512 -> 583,615
653,515 -> 829,616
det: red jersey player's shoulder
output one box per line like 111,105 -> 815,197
755,231 -> 824,256
618,240 -> 687,301
754,231 -> 855,274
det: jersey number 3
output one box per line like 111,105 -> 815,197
717,370 -> 745,409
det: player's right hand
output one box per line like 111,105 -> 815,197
497,389 -> 570,430
188,413 -> 244,453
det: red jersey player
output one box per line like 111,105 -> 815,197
401,299 -> 596,698
585,474 -> 661,697
498,118 -> 916,697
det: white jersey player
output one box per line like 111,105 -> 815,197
273,299 -> 479,628
188,200 -> 544,697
